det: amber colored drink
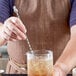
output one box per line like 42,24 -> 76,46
27,50 -> 53,76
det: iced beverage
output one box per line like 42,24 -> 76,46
27,50 -> 53,76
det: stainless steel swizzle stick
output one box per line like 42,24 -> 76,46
13,6 -> 33,51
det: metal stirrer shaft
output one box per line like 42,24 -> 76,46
13,6 -> 33,51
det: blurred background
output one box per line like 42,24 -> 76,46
0,45 -> 8,73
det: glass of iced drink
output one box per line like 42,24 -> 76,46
27,50 -> 53,76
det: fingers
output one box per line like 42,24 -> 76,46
2,17 -> 27,41
10,33 -> 22,40
9,17 -> 27,33
12,24 -> 26,39
4,26 -> 12,36
5,22 -> 26,39
11,18 -> 27,33
9,33 -> 22,41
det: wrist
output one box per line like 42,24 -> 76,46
54,62 -> 69,75
0,25 -> 7,45
0,24 -> 7,43
0,38 -> 7,46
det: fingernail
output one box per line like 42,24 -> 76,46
12,39 -> 17,42
18,37 -> 22,40
23,29 -> 27,34
25,30 -> 27,33
22,35 -> 26,40
24,35 -> 26,39
11,19 -> 16,23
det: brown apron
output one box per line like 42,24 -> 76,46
6,0 -> 71,74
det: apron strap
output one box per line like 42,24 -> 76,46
6,58 -> 27,74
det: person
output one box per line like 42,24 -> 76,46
0,0 -> 76,75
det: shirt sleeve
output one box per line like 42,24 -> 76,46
0,0 -> 14,23
70,0 -> 76,27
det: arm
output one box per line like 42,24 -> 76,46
54,0 -> 76,75
54,26 -> 76,75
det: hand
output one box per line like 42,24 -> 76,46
53,63 -> 68,76
0,17 -> 27,41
